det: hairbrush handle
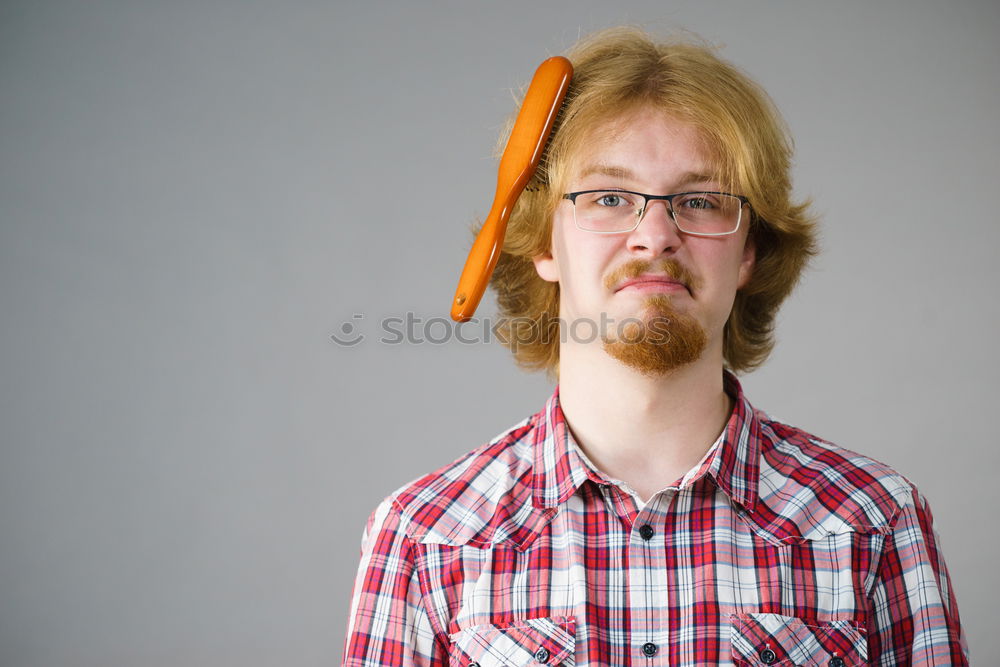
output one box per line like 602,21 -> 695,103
450,56 -> 573,322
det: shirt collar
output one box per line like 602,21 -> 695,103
530,370 -> 761,513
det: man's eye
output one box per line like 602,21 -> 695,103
596,193 -> 629,207
679,195 -> 715,209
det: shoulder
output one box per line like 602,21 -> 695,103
369,411 -> 552,550
748,408 -> 920,541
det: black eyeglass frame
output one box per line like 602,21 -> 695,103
562,189 -> 752,236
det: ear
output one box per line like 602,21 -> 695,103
736,234 -> 755,289
532,250 -> 560,283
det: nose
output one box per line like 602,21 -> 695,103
626,198 -> 682,257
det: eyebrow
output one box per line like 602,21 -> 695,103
577,164 -> 718,188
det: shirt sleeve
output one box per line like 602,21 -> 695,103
868,485 -> 969,665
342,498 -> 445,666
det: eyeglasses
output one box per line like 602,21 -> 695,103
562,189 -> 750,236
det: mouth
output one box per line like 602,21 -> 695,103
605,259 -> 699,297
616,275 -> 690,295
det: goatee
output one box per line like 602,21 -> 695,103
601,258 -> 707,376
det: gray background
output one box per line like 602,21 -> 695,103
1,1 -> 996,665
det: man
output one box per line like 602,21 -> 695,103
343,27 -> 967,665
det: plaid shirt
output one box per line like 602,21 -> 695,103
343,373 -> 967,665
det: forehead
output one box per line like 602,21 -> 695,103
564,109 -> 721,187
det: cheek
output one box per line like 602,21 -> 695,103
719,235 -> 752,281
563,239 -> 616,292
697,244 -> 748,302
550,221 -> 593,277
550,208 -> 628,289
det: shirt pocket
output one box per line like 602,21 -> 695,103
730,613 -> 868,666
448,616 -> 576,666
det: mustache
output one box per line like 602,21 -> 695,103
603,258 -> 701,292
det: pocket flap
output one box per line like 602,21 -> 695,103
449,616 -> 576,666
730,613 -> 867,666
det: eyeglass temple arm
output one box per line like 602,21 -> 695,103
450,56 -> 573,323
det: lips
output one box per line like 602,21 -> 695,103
616,274 -> 689,293
604,259 -> 700,295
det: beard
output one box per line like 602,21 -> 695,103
602,260 -> 708,377
601,293 -> 707,377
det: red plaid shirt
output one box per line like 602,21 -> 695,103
343,373 -> 967,665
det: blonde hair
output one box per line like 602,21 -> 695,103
487,27 -> 818,377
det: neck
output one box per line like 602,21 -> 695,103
557,341 -> 733,502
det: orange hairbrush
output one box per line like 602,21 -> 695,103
450,56 -> 573,322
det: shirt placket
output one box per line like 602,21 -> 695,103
603,484 -> 674,666
635,491 -> 677,666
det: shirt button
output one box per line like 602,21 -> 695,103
829,658 -> 845,667
468,663 -> 480,667
534,647 -> 550,663
759,648 -> 777,664
638,524 -> 655,540
641,642 -> 658,657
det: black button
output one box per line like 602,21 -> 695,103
759,647 -> 776,663
638,524 -> 655,540
534,647 -> 550,663
468,663 -> 480,667
641,642 -> 658,657
829,658 -> 845,667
